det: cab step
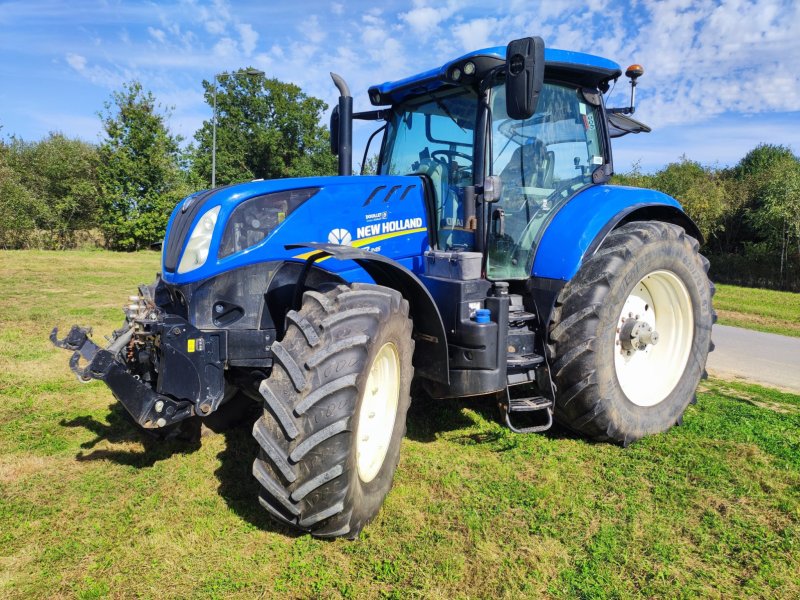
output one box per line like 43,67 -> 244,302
500,387 -> 553,434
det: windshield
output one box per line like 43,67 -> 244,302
380,87 -> 477,249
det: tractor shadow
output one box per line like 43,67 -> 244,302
60,397 -> 298,535
60,391 -> 577,533
405,389 -> 579,446
60,402 -> 202,467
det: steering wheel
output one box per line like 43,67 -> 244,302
431,149 -> 472,164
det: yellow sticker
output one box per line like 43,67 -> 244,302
187,339 -> 196,353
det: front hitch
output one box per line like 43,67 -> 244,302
50,324 -> 195,429
51,325 -> 130,382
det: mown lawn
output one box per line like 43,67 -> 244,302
1,250 -> 798,599
714,283 -> 800,337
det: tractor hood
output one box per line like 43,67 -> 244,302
161,176 -> 431,285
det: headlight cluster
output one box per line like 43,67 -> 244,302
177,205 -> 220,274
174,187 -> 320,275
218,188 -> 319,259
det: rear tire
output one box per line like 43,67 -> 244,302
547,221 -> 715,445
252,283 -> 413,538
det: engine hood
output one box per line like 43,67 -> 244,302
161,175 -> 431,285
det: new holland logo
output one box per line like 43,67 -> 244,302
328,228 -> 352,245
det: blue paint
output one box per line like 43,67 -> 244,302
531,185 -> 683,281
161,175 -> 430,286
371,47 -> 621,102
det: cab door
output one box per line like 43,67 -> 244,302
487,83 -> 606,279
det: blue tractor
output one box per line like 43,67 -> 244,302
53,38 -> 714,538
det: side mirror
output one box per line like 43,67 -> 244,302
505,36 -> 545,120
329,105 -> 340,155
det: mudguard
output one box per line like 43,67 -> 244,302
532,184 -> 701,281
287,242 -> 449,385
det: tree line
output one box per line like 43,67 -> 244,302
0,75 -> 797,290
614,145 -> 800,291
0,74 -> 336,251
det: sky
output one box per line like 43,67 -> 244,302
1,0 -> 799,173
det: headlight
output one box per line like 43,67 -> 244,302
177,205 -> 220,274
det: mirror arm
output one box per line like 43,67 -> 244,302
353,109 -> 389,121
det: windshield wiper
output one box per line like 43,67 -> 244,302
427,93 -> 466,133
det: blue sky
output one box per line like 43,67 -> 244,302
1,0 -> 799,173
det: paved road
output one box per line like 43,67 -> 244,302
707,324 -> 800,392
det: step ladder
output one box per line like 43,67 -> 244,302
501,386 -> 553,434
501,292 -> 555,433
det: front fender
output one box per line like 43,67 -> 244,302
532,184 -> 700,281
287,242 -> 449,385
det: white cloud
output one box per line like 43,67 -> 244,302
213,37 -> 238,59
236,23 -> 258,56
147,27 -> 166,43
400,5 -> 454,39
302,15 -> 326,44
64,55 -> 132,90
65,53 -> 87,71
452,18 -> 499,51
331,3 -> 344,16
618,0 -> 800,128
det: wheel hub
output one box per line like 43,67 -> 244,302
619,318 -> 660,354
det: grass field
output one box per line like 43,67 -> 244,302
714,283 -> 800,337
1,250 -> 799,599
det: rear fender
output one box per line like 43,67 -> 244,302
529,185 -> 701,327
532,185 -> 700,281
287,242 -> 449,385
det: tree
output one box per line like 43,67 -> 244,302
650,157 -> 729,242
98,81 -> 192,250
192,71 -> 336,186
0,134 -> 99,249
736,145 -> 800,285
0,141 -> 39,248
613,158 -> 730,245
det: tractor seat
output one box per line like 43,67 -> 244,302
499,140 -> 555,191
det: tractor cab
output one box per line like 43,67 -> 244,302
353,42 -> 625,279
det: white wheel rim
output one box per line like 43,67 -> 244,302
613,270 -> 694,407
356,342 -> 400,483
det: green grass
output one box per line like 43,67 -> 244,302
714,283 -> 800,337
1,250 -> 799,599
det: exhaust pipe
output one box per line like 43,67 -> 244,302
330,73 -> 353,176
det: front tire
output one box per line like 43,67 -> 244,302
252,283 -> 413,538
548,221 -> 715,445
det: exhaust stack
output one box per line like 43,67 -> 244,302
330,73 -> 353,176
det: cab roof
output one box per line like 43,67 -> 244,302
368,46 -> 622,106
